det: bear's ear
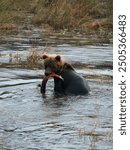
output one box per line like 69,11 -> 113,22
55,55 -> 61,62
42,54 -> 48,59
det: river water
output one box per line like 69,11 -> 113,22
0,28 -> 112,150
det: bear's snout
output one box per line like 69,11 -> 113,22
45,72 -> 50,76
44,67 -> 52,76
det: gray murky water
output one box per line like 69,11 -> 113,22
0,28 -> 112,150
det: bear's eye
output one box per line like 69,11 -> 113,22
45,60 -> 57,68
44,62 -> 56,70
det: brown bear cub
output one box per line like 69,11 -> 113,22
41,54 -> 90,96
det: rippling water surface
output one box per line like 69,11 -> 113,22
0,30 -> 112,150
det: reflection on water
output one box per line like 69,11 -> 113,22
0,32 -> 112,149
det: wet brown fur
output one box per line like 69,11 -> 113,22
42,54 -> 75,71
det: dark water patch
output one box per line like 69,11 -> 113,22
0,63 -> 42,69
91,61 -> 113,69
85,74 -> 112,81
71,61 -> 113,70
4,127 -> 18,133
101,125 -> 113,129
0,81 -> 36,88
0,92 -> 15,99
0,91 -> 11,95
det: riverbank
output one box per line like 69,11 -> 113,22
0,0 -> 112,43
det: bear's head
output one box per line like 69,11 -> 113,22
42,54 -> 74,79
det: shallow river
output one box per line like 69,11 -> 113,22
0,30 -> 112,150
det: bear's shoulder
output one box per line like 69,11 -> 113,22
63,62 -> 75,71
